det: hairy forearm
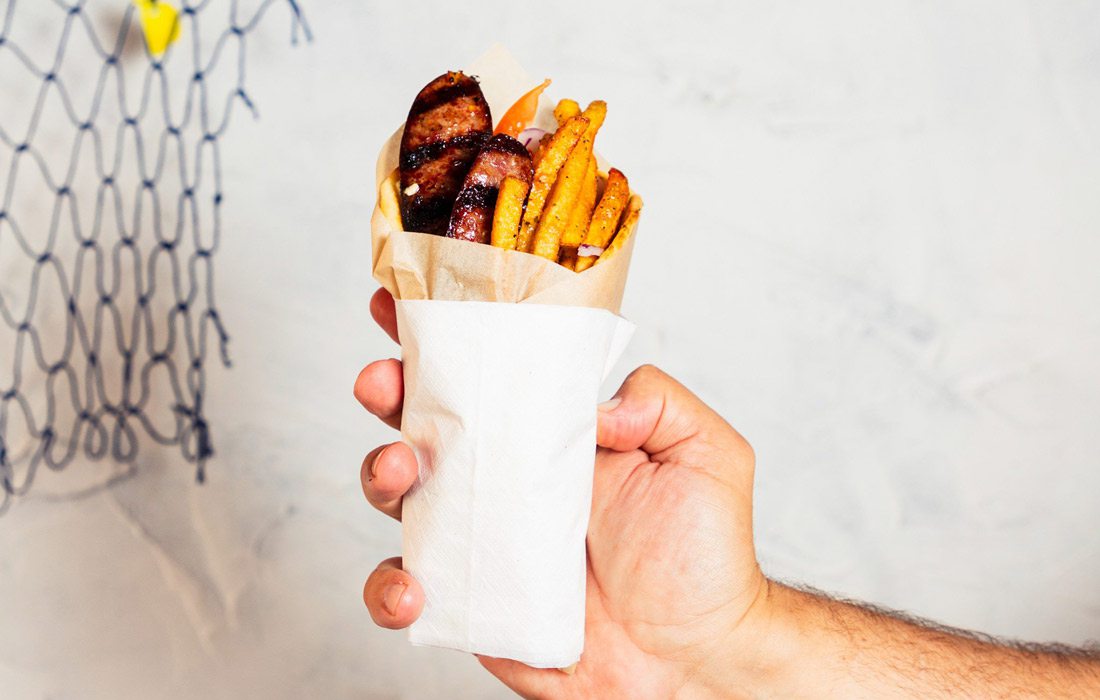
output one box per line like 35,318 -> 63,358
725,581 -> 1100,699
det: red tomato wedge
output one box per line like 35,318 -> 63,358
494,79 -> 552,137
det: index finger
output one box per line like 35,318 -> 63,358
371,288 -> 399,344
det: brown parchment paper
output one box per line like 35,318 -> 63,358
370,45 -> 639,314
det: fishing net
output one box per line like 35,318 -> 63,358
0,0 -> 310,514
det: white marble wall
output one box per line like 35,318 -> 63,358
2,1 -> 1098,697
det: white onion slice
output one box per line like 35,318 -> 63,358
577,244 -> 605,257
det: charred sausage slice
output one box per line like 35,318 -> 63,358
447,134 -> 533,244
399,72 -> 492,235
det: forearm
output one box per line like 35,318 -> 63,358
725,581 -> 1100,699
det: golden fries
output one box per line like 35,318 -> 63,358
554,98 -> 581,125
561,101 -> 606,251
579,100 -> 607,134
575,168 -> 629,272
515,115 -> 588,253
530,102 -> 607,260
595,194 -> 642,266
531,136 -> 590,259
491,175 -> 530,250
561,158 -> 598,250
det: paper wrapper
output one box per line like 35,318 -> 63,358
370,46 -> 639,668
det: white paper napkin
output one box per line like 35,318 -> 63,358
397,299 -> 634,668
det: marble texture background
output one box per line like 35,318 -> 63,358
2,1 -> 1099,697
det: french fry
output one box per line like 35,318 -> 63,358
530,102 -> 607,261
559,249 -> 578,270
560,101 -> 607,252
595,194 -> 642,266
574,168 -> 629,272
515,115 -> 589,253
561,158 -> 598,250
530,134 -> 590,260
554,98 -> 581,125
578,100 -> 607,140
491,175 -> 530,250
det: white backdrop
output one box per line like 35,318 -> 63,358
2,1 -> 1099,698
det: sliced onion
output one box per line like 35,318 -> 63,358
518,127 -> 548,155
577,244 -> 605,257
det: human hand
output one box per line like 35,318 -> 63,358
355,288 -> 768,699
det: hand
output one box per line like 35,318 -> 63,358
355,288 -> 768,699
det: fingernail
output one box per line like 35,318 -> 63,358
370,444 -> 390,481
382,582 -> 407,616
598,397 -> 622,413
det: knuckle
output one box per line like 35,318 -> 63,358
736,435 -> 755,465
625,363 -> 665,385
723,425 -> 755,466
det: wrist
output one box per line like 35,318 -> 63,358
689,577 -> 816,699
679,571 -> 787,699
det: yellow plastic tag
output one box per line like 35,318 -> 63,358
134,0 -> 181,57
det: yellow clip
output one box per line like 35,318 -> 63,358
134,0 -> 181,57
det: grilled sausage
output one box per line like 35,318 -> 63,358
399,72 -> 492,235
447,134 -> 534,244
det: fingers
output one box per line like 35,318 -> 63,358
353,358 -> 404,430
370,288 -> 399,344
358,290 -> 402,430
364,557 -> 424,629
361,442 -> 418,520
596,364 -> 752,463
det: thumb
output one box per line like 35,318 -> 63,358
597,365 -> 751,462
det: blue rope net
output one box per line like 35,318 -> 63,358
0,0 -> 310,514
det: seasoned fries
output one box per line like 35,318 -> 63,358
530,101 -> 607,260
557,101 -> 606,252
491,175 -> 529,250
561,158 -> 598,251
554,98 -> 581,125
578,100 -> 608,134
575,168 -> 629,272
596,194 -> 642,266
531,133 -> 591,259
515,115 -> 589,253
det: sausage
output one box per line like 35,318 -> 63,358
447,134 -> 534,244
399,72 -> 492,236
